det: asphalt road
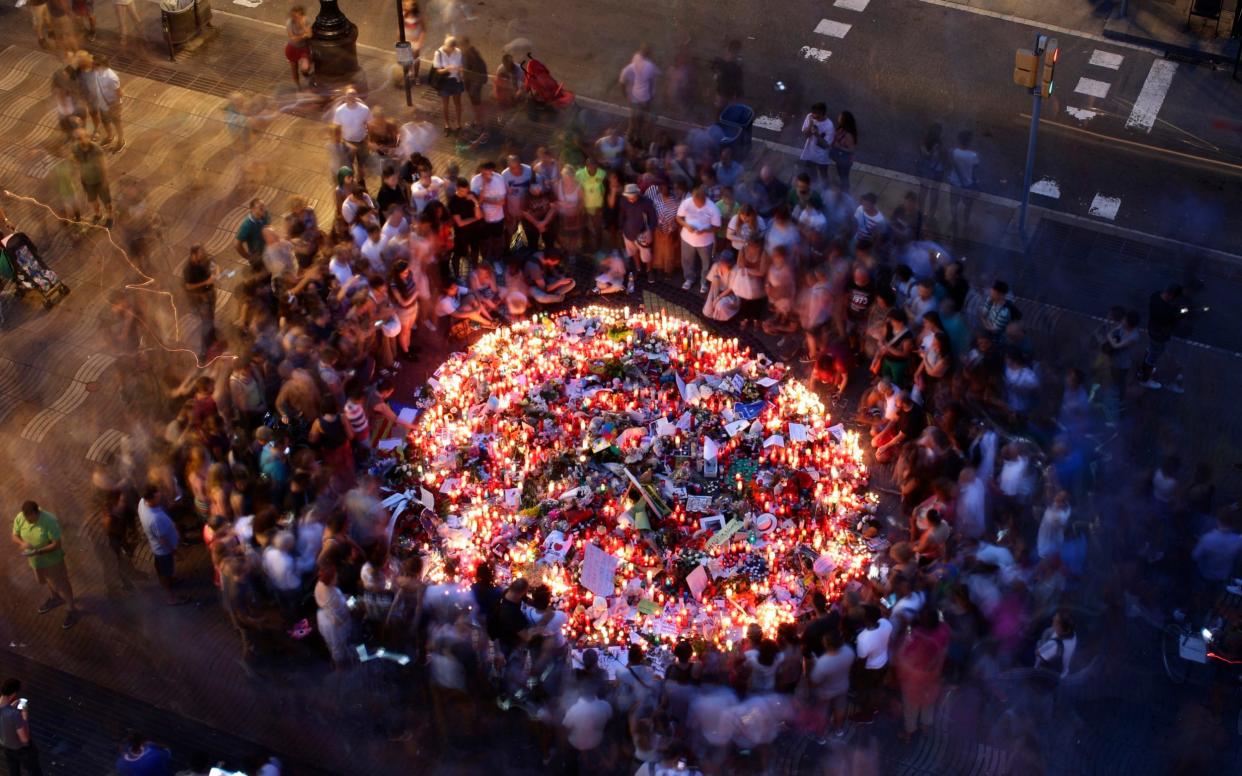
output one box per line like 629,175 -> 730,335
216,0 -> 1242,255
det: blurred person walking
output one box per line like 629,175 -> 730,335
947,130 -> 980,236
1,679 -> 42,775
619,45 -> 659,145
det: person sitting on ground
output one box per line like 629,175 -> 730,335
592,251 -> 628,295
436,283 -> 498,328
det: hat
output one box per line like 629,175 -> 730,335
623,183 -> 641,196
336,166 -> 354,185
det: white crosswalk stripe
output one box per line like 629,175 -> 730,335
1126,60 -> 1178,132
814,19 -> 853,38
1074,77 -> 1111,98
800,46 -> 833,62
834,0 -> 871,11
1088,50 -> 1124,70
1089,194 -> 1121,221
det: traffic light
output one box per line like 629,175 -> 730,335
1013,48 -> 1038,89
1040,39 -> 1059,97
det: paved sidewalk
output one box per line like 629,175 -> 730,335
0,9 -> 1240,774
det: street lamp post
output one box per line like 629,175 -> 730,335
394,0 -> 413,106
310,0 -> 360,82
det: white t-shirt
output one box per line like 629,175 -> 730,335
620,55 -> 659,103
433,47 -> 463,80
361,236 -> 385,271
411,176 -> 446,214
799,114 -> 835,165
854,206 -> 887,240
562,697 -> 612,751
470,172 -> 507,223
435,293 -> 461,317
676,197 -> 722,248
949,148 -> 979,188
333,102 -> 372,143
262,546 -> 300,592
1037,505 -> 1071,559
328,256 -> 353,287
810,646 -> 854,700
855,619 -> 893,669
380,218 -> 409,249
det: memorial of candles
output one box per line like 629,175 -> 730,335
390,307 -> 875,649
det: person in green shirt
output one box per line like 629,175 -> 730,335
11,501 -> 79,629
575,157 -> 607,254
71,128 -> 112,227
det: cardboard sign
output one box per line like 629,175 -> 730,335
637,599 -> 661,616
705,518 -> 745,548
580,543 -> 620,597
734,400 -> 766,420
686,495 -> 712,513
788,423 -> 809,442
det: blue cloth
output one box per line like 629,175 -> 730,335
116,744 -> 172,776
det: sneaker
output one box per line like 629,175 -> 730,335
62,610 -> 80,629
699,281 -> 710,294
37,596 -> 65,614
1139,379 -> 1162,390
681,279 -> 694,291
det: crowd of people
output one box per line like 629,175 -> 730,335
8,8 -> 1242,775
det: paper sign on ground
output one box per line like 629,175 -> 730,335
788,423 -> 809,442
705,518 -> 745,548
686,565 -> 710,601
580,543 -> 620,597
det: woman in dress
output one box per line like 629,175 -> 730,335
285,6 -> 313,88
644,177 -> 680,278
315,564 -> 354,669
388,259 -> 420,361
553,165 -> 585,256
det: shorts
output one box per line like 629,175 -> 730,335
34,562 -> 70,587
285,43 -> 310,64
81,179 -> 111,205
153,552 -> 175,579
437,77 -> 464,98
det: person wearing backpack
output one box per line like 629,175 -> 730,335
1034,610 -> 1077,679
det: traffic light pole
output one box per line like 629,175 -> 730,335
1018,33 -> 1045,241
1018,85 -> 1041,239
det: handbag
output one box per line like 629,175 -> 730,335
427,64 -> 442,89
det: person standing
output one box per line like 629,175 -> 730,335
284,6 -> 313,89
799,103 -> 834,188
915,123 -> 945,225
619,45 -> 659,145
1103,310 -> 1140,404
182,244 -> 216,357
469,161 -> 506,265
618,183 -> 657,283
1,680 -> 42,776
830,111 -> 857,193
70,128 -> 111,227
575,157 -> 607,253
81,54 -> 122,150
137,487 -> 184,605
947,129 -> 980,236
331,87 -> 372,187
1137,284 -> 1185,392
853,605 -> 892,721
894,606 -> 950,742
432,36 -> 465,135
11,501 -> 79,629
28,0 -> 51,49
710,39 -> 744,107
460,38 -> 488,130
111,0 -> 140,44
233,198 -> 269,269
676,186 -> 721,294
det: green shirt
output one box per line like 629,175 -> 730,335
13,510 -> 65,569
236,213 -> 269,258
575,167 -> 606,212
72,142 -> 106,186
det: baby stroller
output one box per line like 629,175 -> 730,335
522,54 -> 574,117
0,230 -> 70,311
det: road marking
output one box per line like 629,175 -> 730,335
1074,77 -> 1111,98
834,0 -> 870,11
754,115 -> 785,132
814,19 -> 853,38
800,46 -> 833,62
1065,107 -> 1099,122
912,0 -> 1160,53
1126,60 -> 1178,133
1088,50 -> 1124,70
1089,194 -> 1121,220
87,428 -> 131,464
1030,178 -> 1061,199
